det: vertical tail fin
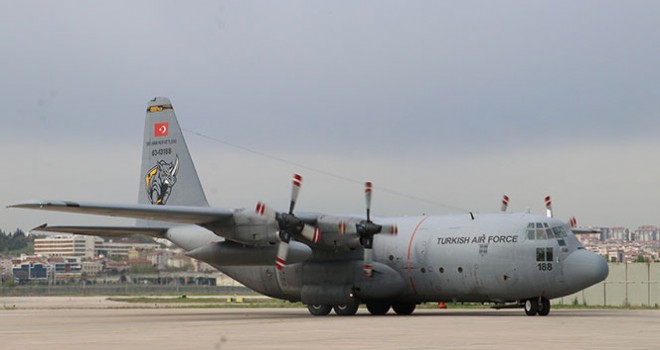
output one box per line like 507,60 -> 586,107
138,97 -> 209,208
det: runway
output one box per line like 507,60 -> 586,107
1,297 -> 659,350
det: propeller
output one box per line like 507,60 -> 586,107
256,174 -> 320,271
357,182 -> 397,277
542,196 -> 582,229
544,196 -> 553,218
501,194 -> 510,212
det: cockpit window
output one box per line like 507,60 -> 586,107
552,226 -> 568,238
526,223 -> 534,240
527,223 -> 568,240
536,228 -> 547,240
546,227 -> 555,239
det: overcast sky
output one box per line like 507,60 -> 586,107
2,1 -> 659,231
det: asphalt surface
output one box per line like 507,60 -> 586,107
1,297 -> 658,349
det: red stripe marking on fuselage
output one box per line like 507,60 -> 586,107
406,215 -> 430,295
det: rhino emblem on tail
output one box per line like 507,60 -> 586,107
145,156 -> 179,205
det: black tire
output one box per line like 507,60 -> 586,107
392,302 -> 416,315
307,304 -> 332,316
333,304 -> 359,316
366,301 -> 391,315
524,298 -> 538,316
537,298 -> 551,316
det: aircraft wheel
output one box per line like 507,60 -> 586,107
392,302 -> 416,315
524,298 -> 538,316
537,298 -> 551,316
307,304 -> 332,316
366,301 -> 391,315
333,304 -> 359,316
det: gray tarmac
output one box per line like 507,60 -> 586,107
1,297 -> 659,350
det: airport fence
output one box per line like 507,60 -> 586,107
0,284 -> 252,297
556,262 -> 660,307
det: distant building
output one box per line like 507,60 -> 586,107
607,249 -> 625,263
10,255 -> 85,282
34,235 -> 102,259
81,260 -> 103,277
633,225 -> 659,242
97,241 -> 160,258
147,249 -> 173,270
167,253 -> 192,269
12,257 -> 49,282
32,233 -> 161,260
48,256 -> 82,281
608,227 -> 630,241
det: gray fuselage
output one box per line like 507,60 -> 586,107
166,211 -> 608,305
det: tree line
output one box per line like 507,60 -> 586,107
0,229 -> 37,256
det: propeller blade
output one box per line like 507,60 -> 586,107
363,239 -> 374,277
545,196 -> 553,218
363,250 -> 373,277
289,174 -> 303,214
338,221 -> 347,235
255,201 -> 277,221
337,220 -> 357,235
275,231 -> 291,270
365,182 -> 373,222
300,225 -> 321,244
569,216 -> 577,228
501,194 -> 509,212
381,223 -> 398,235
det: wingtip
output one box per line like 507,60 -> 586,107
32,223 -> 48,231
7,200 -> 48,209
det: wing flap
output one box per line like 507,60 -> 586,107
9,200 -> 234,225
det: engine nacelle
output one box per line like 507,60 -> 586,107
186,240 -> 312,266
203,208 -> 278,246
314,215 -> 362,250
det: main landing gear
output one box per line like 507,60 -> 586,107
306,302 -> 417,316
523,297 -> 551,316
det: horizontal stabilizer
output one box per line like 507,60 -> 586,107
31,223 -> 168,238
9,200 -> 234,225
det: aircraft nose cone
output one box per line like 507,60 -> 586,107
563,249 -> 609,291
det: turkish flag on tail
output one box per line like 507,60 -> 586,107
154,122 -> 169,137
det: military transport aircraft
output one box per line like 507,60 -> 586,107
10,97 -> 609,316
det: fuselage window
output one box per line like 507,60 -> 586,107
536,247 -> 553,262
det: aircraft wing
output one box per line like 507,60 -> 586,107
571,227 -> 601,234
9,200 -> 234,226
29,223 -> 169,238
